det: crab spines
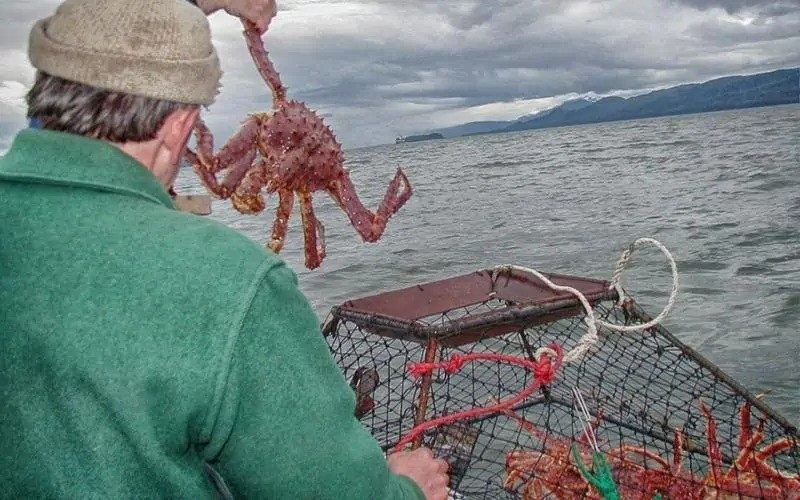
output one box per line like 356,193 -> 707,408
217,115 -> 261,168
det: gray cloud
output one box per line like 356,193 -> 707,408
0,0 -> 798,149
667,0 -> 800,15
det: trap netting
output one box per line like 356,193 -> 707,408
321,244 -> 800,499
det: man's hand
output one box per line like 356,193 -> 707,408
387,447 -> 450,500
197,0 -> 277,33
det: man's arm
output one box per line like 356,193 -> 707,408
200,262 -> 431,499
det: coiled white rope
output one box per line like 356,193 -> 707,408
491,237 -> 679,364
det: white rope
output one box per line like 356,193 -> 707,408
492,237 -> 679,364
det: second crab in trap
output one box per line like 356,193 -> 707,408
183,9 -> 412,270
322,263 -> 800,499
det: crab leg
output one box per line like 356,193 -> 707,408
698,402 -> 800,498
701,402 -> 724,487
218,116 -> 262,192
266,188 -> 294,254
242,19 -> 286,104
184,118 -> 224,196
297,191 -> 326,269
231,158 -> 272,214
755,438 -> 797,463
185,115 -> 260,198
728,419 -> 765,479
739,402 -> 754,450
743,434 -> 800,490
619,445 -> 672,470
728,403 -> 799,486
329,167 -> 412,243
671,429 -> 684,475
530,480 -> 546,500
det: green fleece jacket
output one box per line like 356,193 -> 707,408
0,129 -> 423,499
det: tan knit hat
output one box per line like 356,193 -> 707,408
28,0 -> 222,105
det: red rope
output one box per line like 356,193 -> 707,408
392,343 -> 564,452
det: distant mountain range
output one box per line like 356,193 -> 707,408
395,132 -> 444,143
408,67 -> 799,140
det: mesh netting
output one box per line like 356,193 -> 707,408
322,270 -> 800,499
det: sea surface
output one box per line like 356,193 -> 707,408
175,104 -> 800,426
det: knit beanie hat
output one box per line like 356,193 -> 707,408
27,0 -> 222,105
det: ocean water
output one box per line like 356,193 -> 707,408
175,104 -> 800,425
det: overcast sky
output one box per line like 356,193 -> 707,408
1,0 -> 798,152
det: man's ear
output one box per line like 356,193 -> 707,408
158,107 -> 201,166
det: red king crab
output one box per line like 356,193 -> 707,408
502,401 -> 800,499
184,8 -> 412,269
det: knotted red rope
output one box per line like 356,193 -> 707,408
392,343 -> 564,452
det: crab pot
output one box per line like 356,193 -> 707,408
322,268 -> 800,499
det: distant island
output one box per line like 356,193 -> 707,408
405,67 -> 799,140
395,133 -> 444,144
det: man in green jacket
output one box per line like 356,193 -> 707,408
0,0 -> 449,498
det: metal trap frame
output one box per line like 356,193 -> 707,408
322,267 -> 800,499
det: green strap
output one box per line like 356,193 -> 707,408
571,443 -> 621,500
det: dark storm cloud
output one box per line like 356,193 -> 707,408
1,0 -> 798,148
258,0 -> 798,118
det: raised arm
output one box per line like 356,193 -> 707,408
200,262 -> 448,499
193,0 -> 276,33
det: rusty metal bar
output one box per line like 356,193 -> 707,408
329,288 -> 618,346
412,338 -> 439,449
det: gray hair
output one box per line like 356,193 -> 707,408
26,71 -> 198,143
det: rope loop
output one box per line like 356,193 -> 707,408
493,237 -> 679,364
606,237 -> 679,330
